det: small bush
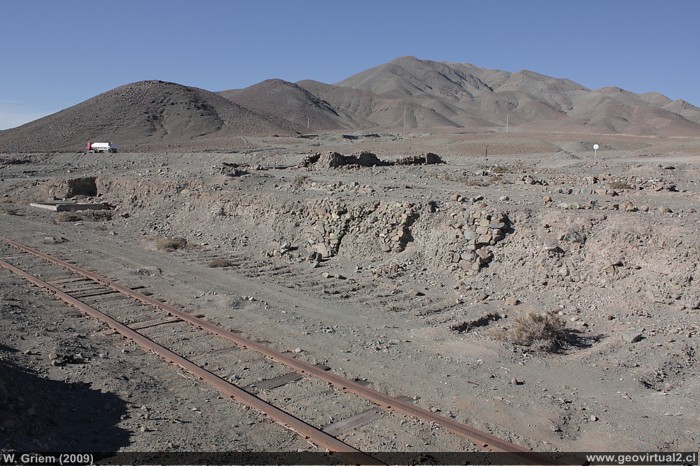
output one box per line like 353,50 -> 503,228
291,175 -> 308,188
507,312 -> 568,352
82,210 -> 113,222
208,258 -> 234,268
55,212 -> 83,222
156,237 -> 188,251
608,180 -> 633,190
463,178 -> 492,187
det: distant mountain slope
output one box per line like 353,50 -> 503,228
219,79 -> 352,131
0,80 -> 302,152
333,56 -> 700,135
664,99 -> 700,125
296,79 -> 462,129
1,57 -> 698,153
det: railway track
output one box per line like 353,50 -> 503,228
0,235 -> 541,463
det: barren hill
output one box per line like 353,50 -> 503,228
2,56 -> 699,153
0,81 -> 303,152
333,56 -> 700,135
219,79 -> 352,131
295,80 -> 462,130
664,99 -> 700,124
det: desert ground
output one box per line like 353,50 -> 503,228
1,130 -> 698,455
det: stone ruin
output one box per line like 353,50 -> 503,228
299,151 -> 444,169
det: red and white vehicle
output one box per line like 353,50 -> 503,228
86,141 -> 118,153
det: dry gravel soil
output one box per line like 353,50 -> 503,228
0,130 -> 698,455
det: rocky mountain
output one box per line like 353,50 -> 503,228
330,56 -> 700,135
2,56 -> 698,152
219,79 -> 352,131
0,80 -> 303,152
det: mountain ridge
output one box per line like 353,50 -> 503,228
1,56 -> 698,152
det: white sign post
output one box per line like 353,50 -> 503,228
593,143 -> 599,161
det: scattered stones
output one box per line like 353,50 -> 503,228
42,236 -> 67,244
450,312 -> 501,333
622,332 -> 643,344
450,209 -> 512,272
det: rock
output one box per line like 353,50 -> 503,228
460,251 -> 475,262
505,297 -> 520,306
477,234 -> 492,245
476,249 -> 493,262
463,231 -> 478,241
590,415 -> 598,422
622,332 -> 643,343
43,236 -> 67,244
312,243 -> 330,258
511,377 -> 522,385
623,201 -> 637,212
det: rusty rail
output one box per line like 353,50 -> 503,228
0,255 -> 380,465
0,235 -> 539,459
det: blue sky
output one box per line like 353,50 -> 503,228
1,0 -> 698,129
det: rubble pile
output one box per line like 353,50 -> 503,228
448,207 -> 511,272
301,200 -> 420,260
299,151 -> 444,169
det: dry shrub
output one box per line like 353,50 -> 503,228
55,212 -> 82,222
608,180 -> 633,190
291,175 -> 308,188
507,311 -> 568,352
156,237 -> 188,251
82,210 -> 112,222
464,178 -> 492,187
208,258 -> 234,268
